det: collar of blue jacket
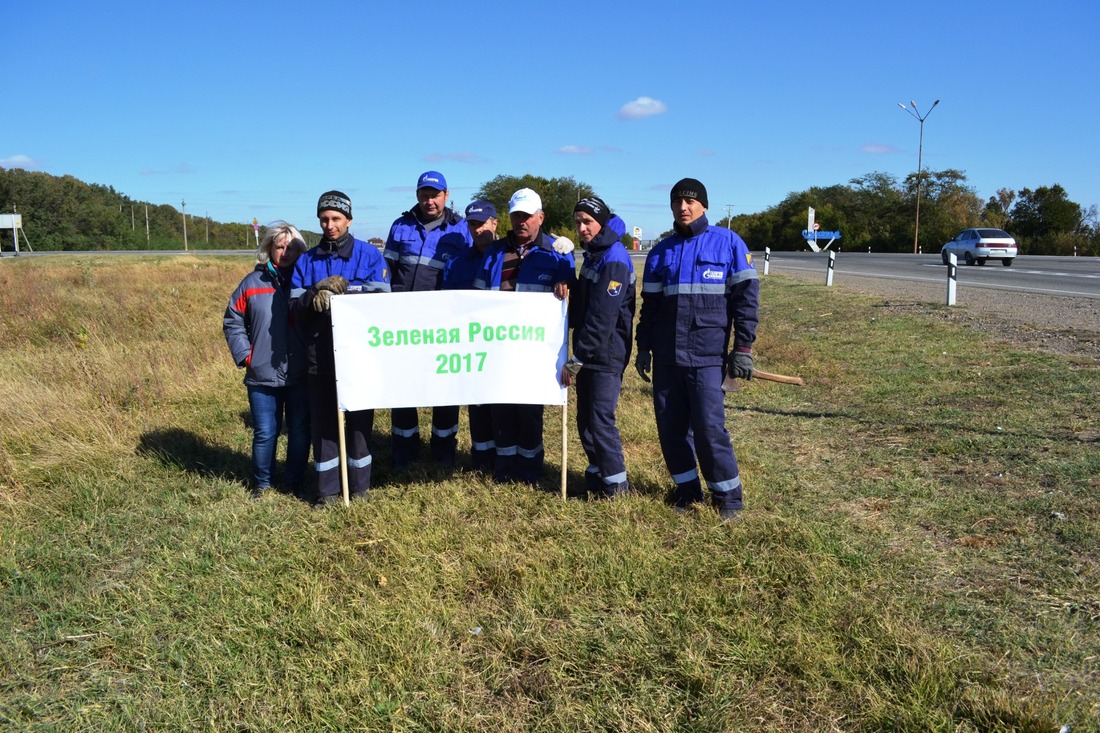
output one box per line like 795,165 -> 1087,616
673,214 -> 709,239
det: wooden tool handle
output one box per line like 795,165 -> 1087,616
751,369 -> 804,386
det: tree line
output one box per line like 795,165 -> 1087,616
715,170 -> 1099,256
0,168 -> 322,251
3,166 -> 1097,256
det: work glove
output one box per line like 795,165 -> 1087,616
635,351 -> 652,383
552,236 -> 575,254
727,351 -> 753,380
315,275 -> 348,294
312,288 -> 334,312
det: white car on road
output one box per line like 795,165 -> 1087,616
941,228 -> 1017,267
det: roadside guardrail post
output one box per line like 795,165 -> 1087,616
763,247 -> 770,275
825,251 -> 836,287
946,253 -> 957,306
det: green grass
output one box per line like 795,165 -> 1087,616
0,256 -> 1097,731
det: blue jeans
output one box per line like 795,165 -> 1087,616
247,383 -> 310,488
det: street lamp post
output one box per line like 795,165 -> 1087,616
898,99 -> 939,254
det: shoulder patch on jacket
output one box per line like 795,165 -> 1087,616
607,280 -> 623,297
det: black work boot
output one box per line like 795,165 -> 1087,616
710,490 -> 743,522
595,480 -> 631,500
670,481 -> 704,514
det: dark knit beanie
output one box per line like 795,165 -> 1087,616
670,178 -> 708,209
573,196 -> 611,227
317,190 -> 353,219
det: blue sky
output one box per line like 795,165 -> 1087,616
4,0 -> 1098,242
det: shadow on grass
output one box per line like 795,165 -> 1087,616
137,428 -> 250,484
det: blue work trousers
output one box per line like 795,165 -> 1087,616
308,376 -> 373,500
467,403 -> 495,470
575,369 -> 627,494
491,403 -> 544,485
391,406 -> 460,465
652,362 -> 743,509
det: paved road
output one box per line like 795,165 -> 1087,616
8,248 -> 1100,301
627,251 -> 1100,300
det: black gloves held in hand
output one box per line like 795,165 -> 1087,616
635,351 -> 652,383
726,351 -> 753,380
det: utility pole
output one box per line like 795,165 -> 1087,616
145,205 -> 150,245
205,212 -> 209,244
898,99 -> 940,254
181,199 -> 188,251
723,204 -> 735,229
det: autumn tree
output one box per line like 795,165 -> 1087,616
473,174 -> 595,237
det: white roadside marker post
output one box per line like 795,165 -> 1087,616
825,251 -> 836,287
946,252 -> 958,306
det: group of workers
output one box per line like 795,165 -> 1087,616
223,173 -> 760,520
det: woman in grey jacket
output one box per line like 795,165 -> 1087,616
223,222 -> 310,498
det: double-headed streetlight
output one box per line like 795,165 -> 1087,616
898,99 -> 939,254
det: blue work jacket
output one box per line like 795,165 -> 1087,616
569,227 -> 636,373
473,231 -> 576,293
384,206 -> 472,292
637,216 -> 759,367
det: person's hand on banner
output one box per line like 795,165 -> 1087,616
553,281 -> 570,301
552,236 -> 575,254
312,288 -> 334,312
316,275 -> 348,294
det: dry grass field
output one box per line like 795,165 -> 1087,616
1,254 -> 1097,731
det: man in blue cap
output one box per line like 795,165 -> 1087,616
383,172 -> 473,471
440,200 -> 500,471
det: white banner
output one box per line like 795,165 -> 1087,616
331,290 -> 568,411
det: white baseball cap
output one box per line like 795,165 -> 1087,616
508,188 -> 542,215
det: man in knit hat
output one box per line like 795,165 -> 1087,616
562,196 -> 636,500
635,178 -> 759,521
291,190 -> 391,506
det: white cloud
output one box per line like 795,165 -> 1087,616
1,154 -> 37,169
618,97 -> 668,120
861,143 -> 901,154
557,145 -> 593,155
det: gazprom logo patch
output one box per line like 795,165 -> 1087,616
702,268 -> 724,281
539,273 -> 552,282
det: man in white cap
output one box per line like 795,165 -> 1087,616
473,188 -> 575,486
